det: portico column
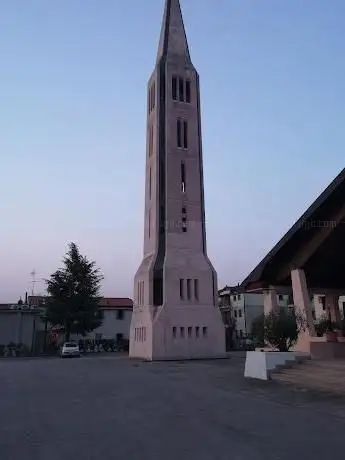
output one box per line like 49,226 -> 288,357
263,287 -> 278,315
325,293 -> 341,325
291,269 -> 315,353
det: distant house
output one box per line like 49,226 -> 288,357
0,297 -> 133,351
218,285 -> 289,340
28,296 -> 133,342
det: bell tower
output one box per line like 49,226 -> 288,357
129,0 -> 225,360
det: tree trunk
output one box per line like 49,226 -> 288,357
65,324 -> 71,342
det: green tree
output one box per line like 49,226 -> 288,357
45,243 -> 104,341
264,308 -> 305,352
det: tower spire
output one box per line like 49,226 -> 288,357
157,0 -> 191,61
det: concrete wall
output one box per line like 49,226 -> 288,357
0,311 -> 43,347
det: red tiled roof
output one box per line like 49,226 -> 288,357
99,298 -> 133,309
27,296 -> 133,309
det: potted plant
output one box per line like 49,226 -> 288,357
314,316 -> 338,342
264,308 -> 305,352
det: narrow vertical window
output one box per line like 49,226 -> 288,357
195,326 -> 200,338
180,327 -> 185,338
188,327 -> 192,338
148,209 -> 151,238
179,77 -> 184,101
181,161 -> 186,193
172,327 -> 177,338
177,119 -> 182,148
142,281 -> 144,305
194,279 -> 199,301
149,125 -> 153,156
186,80 -> 191,103
149,167 -> 152,200
182,206 -> 187,232
152,81 -> 155,109
187,279 -> 191,300
172,76 -> 177,100
183,121 -> 188,149
148,88 -> 151,113
180,279 -> 184,300
202,326 -> 207,338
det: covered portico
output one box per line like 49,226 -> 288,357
242,168 -> 345,358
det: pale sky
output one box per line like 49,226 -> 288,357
1,0 -> 344,302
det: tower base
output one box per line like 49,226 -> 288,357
129,304 -> 226,361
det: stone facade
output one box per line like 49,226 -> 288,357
129,0 -> 225,360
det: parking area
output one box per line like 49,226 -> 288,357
1,355 -> 345,460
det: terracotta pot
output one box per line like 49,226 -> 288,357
326,331 -> 338,342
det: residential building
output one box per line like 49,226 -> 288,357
28,296 -> 133,342
0,297 -> 133,351
218,285 -> 289,339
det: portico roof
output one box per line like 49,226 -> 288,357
242,168 -> 345,292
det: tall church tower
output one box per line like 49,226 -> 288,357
129,0 -> 225,360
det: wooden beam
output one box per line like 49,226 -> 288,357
276,202 -> 345,282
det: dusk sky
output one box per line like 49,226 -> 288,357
1,0 -> 344,302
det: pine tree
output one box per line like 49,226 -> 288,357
45,243 -> 103,341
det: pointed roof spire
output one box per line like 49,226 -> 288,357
157,0 -> 191,61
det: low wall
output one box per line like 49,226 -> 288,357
310,340 -> 345,359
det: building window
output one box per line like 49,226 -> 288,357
195,326 -> 200,338
181,161 -> 186,193
194,279 -> 199,301
172,76 -> 177,100
177,119 -> 182,148
116,333 -> 124,342
180,327 -> 185,338
234,310 -> 237,318
187,279 -> 191,300
180,279 -> 184,300
149,124 -> 154,156
233,295 -> 237,301
148,209 -> 151,238
186,80 -> 191,103
148,81 -> 155,113
182,207 -> 187,233
238,309 -> 242,318
149,167 -> 152,200
172,326 -> 177,338
278,294 -> 283,302
320,296 -> 326,311
116,309 -> 124,320
312,310 -> 316,321
202,326 -> 207,337
179,77 -> 184,101
183,121 -> 188,149
238,294 -> 241,300
188,327 -> 192,338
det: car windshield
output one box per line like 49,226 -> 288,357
64,343 -> 77,348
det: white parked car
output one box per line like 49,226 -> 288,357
60,342 -> 81,358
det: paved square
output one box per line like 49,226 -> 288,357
1,355 -> 345,460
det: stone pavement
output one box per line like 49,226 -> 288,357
1,355 -> 345,460
273,359 -> 345,395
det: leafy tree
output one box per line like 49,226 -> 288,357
264,308 -> 305,352
45,242 -> 104,341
